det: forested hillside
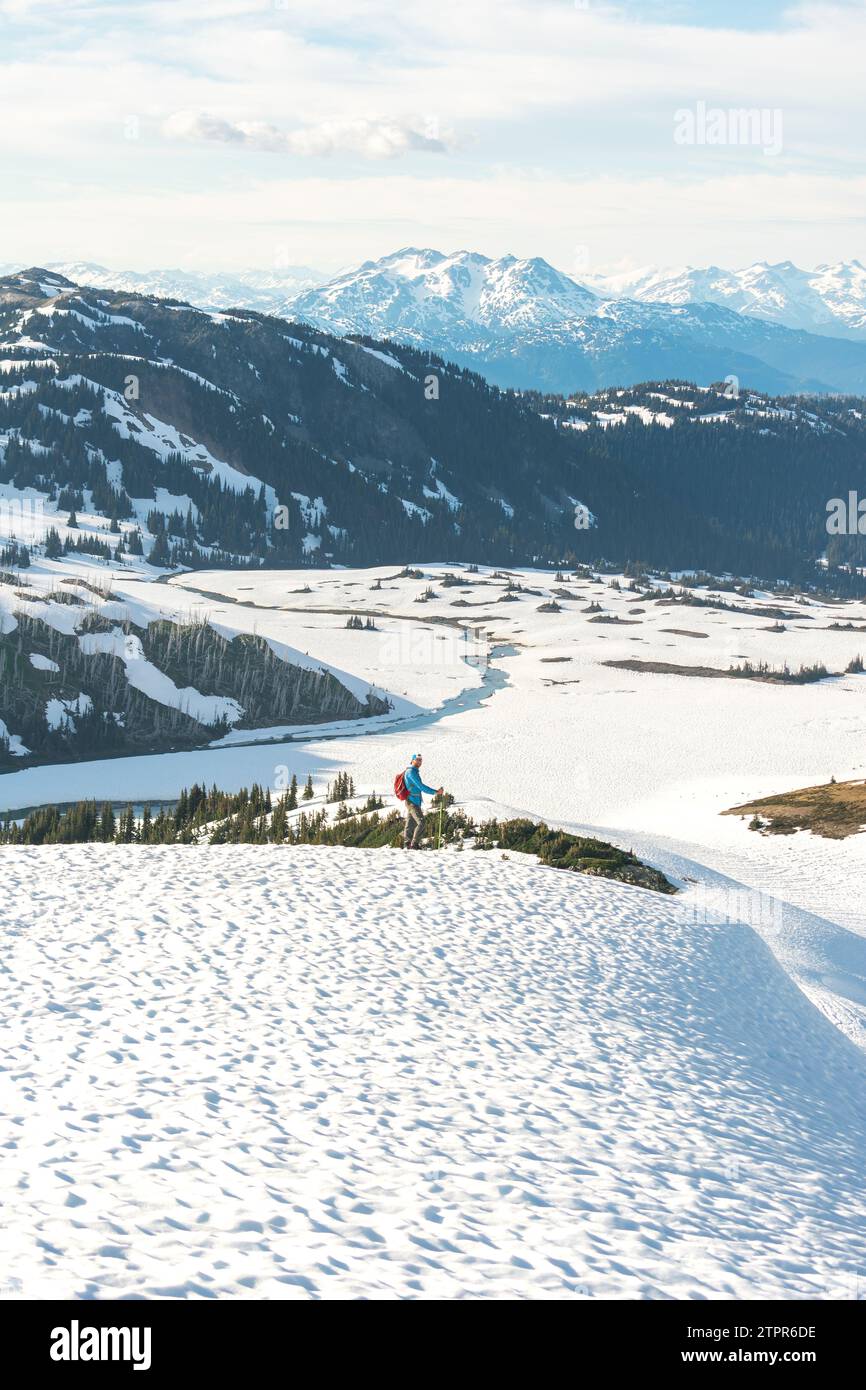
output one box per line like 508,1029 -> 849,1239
1,269 -> 865,591
0,602 -> 387,769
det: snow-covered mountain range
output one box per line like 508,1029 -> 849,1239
584,260 -> 866,339
0,261 -> 322,316
291,248 -> 866,394
3,264 -> 866,591
5,251 -> 866,393
295,247 -> 599,339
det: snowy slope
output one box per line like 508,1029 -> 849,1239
0,556 -> 397,763
2,843 -> 865,1301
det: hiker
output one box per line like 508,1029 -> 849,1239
396,753 -> 443,849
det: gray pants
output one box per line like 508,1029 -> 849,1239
404,802 -> 424,847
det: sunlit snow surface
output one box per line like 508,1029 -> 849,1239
2,560 -> 866,1299
2,844 -> 865,1301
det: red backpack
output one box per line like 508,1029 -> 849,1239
394,769 -> 409,801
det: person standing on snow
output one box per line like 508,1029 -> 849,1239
402,753 -> 443,849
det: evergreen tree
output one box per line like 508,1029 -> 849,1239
270,799 -> 287,843
115,804 -> 136,843
99,802 -> 116,842
149,533 -> 171,566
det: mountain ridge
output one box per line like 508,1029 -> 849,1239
584,258 -> 866,339
1,265 -> 865,591
7,251 -> 866,391
291,247 -> 866,394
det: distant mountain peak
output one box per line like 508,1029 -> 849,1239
585,257 -> 866,339
287,246 -> 866,395
291,245 -> 601,361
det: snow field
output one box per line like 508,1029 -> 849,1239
2,844 -> 865,1300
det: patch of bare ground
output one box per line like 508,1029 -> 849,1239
588,614 -> 642,625
602,658 -> 833,684
723,779 -> 866,839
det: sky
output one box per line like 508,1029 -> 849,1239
1,0 -> 864,279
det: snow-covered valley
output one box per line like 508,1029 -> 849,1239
4,558 -> 863,926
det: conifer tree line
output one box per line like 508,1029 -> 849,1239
1,782 -> 271,845
0,774 -> 356,846
0,778 -> 675,893
0,613 -> 217,766
0,542 -> 30,568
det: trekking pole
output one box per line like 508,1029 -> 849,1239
437,797 -> 444,851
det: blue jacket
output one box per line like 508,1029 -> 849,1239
404,765 -> 437,806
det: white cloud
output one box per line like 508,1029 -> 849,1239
1,0 -> 864,269
162,111 -> 455,159
4,168 -> 866,277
